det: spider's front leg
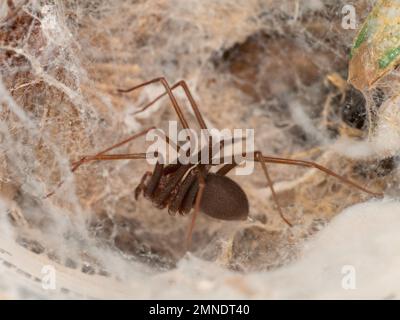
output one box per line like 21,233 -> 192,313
44,127 -> 154,198
134,171 -> 152,200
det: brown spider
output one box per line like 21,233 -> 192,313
45,77 -> 383,250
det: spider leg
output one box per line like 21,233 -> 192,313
168,168 -> 197,215
135,171 -> 152,200
214,152 -> 383,226
120,79 -> 250,165
217,153 -> 383,197
44,127 -> 154,198
185,167 -> 206,251
153,164 -> 192,208
123,79 -> 208,130
257,154 -> 383,197
211,156 -> 292,226
44,153 -> 149,199
216,163 -> 238,176
255,151 -> 293,227
71,127 -> 155,173
118,77 -> 191,129
71,153 -> 148,164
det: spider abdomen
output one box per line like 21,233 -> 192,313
200,173 -> 249,221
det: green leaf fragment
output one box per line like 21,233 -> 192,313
378,46 -> 400,69
350,24 -> 369,59
354,24 -> 369,50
